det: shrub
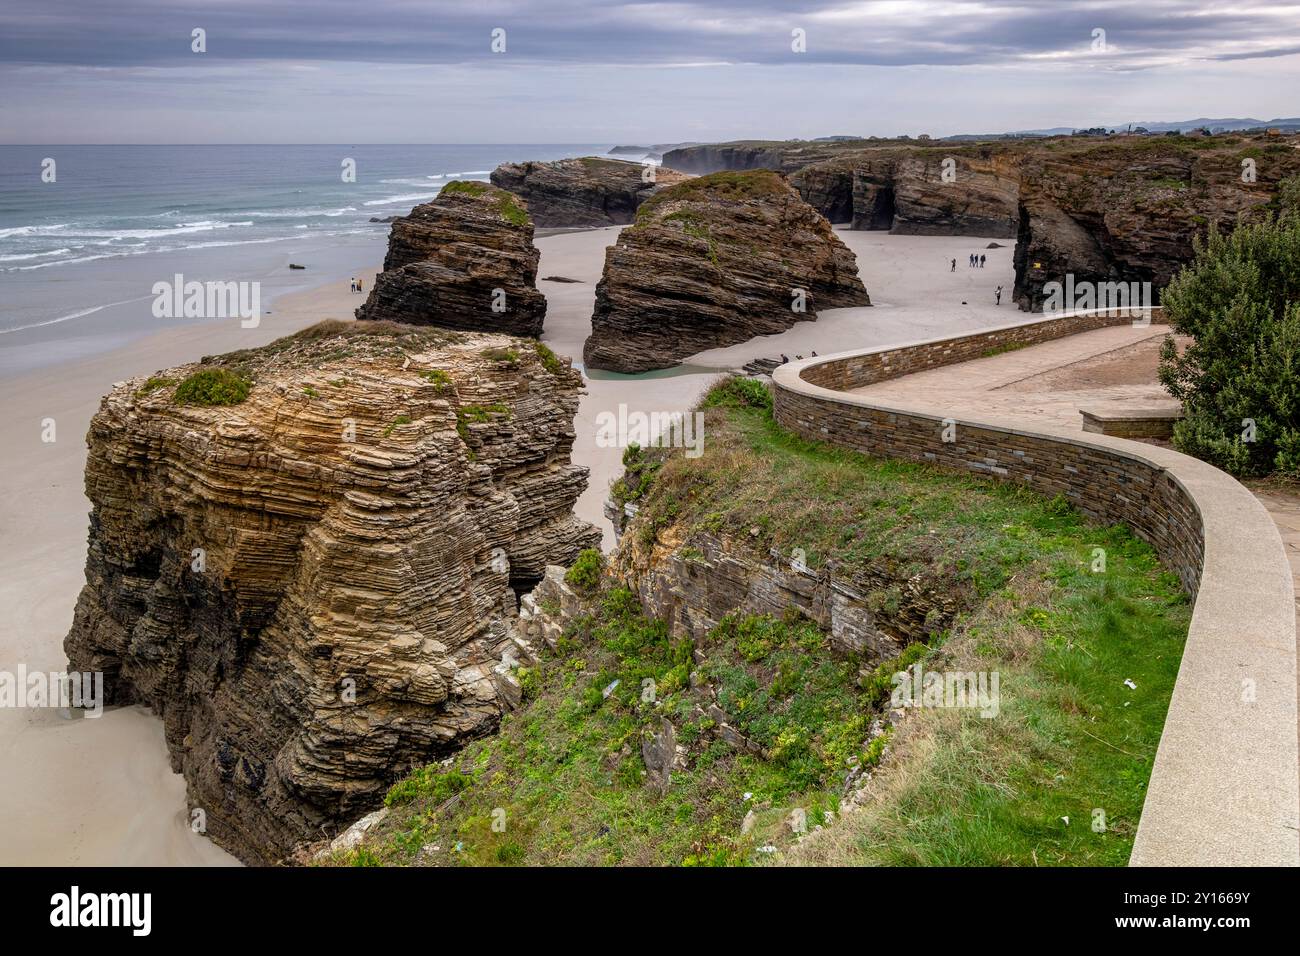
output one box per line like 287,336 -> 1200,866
534,341 -> 563,375
564,548 -> 604,592
1157,215 -> 1300,477
419,368 -> 454,392
700,376 -> 773,412
173,368 -> 252,406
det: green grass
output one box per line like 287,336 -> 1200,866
455,403 -> 511,443
637,169 -> 788,220
382,414 -> 412,438
331,383 -> 1190,867
134,376 -> 175,397
173,368 -> 252,407
440,180 -> 529,226
534,341 -> 564,375
418,368 -> 454,392
790,531 -> 1188,866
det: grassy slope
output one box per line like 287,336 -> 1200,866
331,382 -> 1189,867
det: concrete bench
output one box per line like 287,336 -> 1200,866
1080,403 -> 1182,439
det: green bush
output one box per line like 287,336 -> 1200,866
564,548 -> 604,592
700,376 -> 773,412
173,368 -> 252,407
1157,215 -> 1300,477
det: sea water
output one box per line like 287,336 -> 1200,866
0,144 -> 611,377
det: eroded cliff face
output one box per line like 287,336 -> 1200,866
792,149 -> 1020,236
1012,139 -> 1300,309
613,527 -> 957,664
63,321 -> 600,863
583,170 -> 871,373
668,134 -> 1300,309
356,182 -> 548,335
490,157 -> 691,228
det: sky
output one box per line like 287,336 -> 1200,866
2,0 -> 1298,143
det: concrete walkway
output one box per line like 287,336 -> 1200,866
851,322 -> 1176,429
852,322 -> 1300,606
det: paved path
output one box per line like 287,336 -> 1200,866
853,318 -> 1300,698
851,322 -> 1175,429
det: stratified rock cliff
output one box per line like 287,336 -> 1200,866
1011,138 -> 1300,309
64,320 -> 600,863
489,157 -> 691,228
583,170 -> 871,373
356,181 -> 547,335
792,149 -> 1020,236
666,134 -> 1300,309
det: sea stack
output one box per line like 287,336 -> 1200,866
490,156 -> 691,228
356,181 -> 548,336
583,170 -> 871,373
63,320 -> 600,863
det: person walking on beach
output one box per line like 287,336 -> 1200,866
357,278 -> 363,294
950,258 -> 956,272
350,277 -> 357,293
979,254 -> 986,268
995,285 -> 1003,305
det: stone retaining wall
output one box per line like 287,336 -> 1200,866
772,309 -> 1298,867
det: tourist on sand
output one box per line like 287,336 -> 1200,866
350,277 -> 357,293
950,258 -> 956,272
995,285 -> 1003,305
811,350 -> 818,357
968,253 -> 975,267
357,278 -> 364,294
780,354 -> 789,364
979,254 -> 986,268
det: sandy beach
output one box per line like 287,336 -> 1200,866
0,227 -> 1014,865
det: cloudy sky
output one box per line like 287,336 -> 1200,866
3,0 -> 1298,143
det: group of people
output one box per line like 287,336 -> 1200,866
950,253 -> 988,270
948,255 -> 1004,305
350,277 -> 364,294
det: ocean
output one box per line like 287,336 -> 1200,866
0,144 -> 613,377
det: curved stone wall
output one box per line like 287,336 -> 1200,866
772,310 -> 1298,867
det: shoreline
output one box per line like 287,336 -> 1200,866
0,226 -> 1017,865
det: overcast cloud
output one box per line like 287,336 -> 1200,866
2,1 -> 1297,142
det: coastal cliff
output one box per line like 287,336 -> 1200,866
792,149 -> 1020,236
583,170 -> 870,373
309,378 -> 1190,867
1011,138 -> 1300,309
356,181 -> 548,335
667,134 -> 1300,308
490,157 -> 691,228
63,320 -> 600,863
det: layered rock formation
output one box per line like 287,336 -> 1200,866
355,181 -> 547,335
64,321 -> 600,863
662,139 -> 890,175
667,133 -> 1300,310
583,170 -> 871,373
792,149 -> 1020,235
489,157 -> 691,228
1011,138 -> 1300,309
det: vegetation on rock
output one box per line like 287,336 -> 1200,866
332,379 -> 1189,866
173,368 -> 252,406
